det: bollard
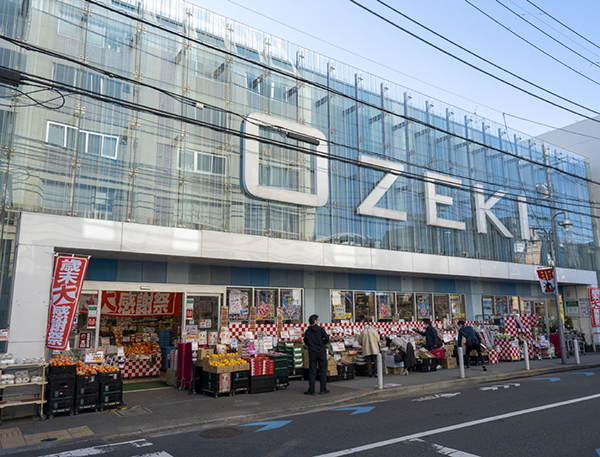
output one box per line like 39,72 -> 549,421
574,339 -> 581,365
458,346 -> 465,379
376,353 -> 383,390
523,341 -> 530,370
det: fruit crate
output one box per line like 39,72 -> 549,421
74,393 -> 98,413
47,365 -> 76,378
100,380 -> 123,393
274,375 -> 289,389
99,391 -> 123,410
76,374 -> 98,386
201,371 -> 232,397
249,374 -> 274,394
97,371 -> 121,383
44,398 -> 74,418
46,386 -> 75,400
47,376 -> 76,390
75,382 -> 99,397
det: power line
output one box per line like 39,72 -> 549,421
464,0 -> 600,88
495,0 -> 600,71
367,0 -> 600,119
524,0 -> 600,52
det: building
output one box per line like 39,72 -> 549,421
0,0 -> 597,358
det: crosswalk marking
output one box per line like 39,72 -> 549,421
39,439 -> 153,457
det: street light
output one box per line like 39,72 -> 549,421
537,211 -> 572,364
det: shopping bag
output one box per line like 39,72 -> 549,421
430,347 -> 446,360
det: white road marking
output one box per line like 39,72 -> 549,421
409,439 -> 481,456
412,393 -> 461,401
313,392 -> 600,457
480,383 -> 520,391
39,439 -> 153,457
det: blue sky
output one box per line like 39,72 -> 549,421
189,0 -> 600,138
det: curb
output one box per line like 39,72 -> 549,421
7,361 -> 600,455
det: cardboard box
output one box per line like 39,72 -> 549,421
440,357 -> 457,369
416,349 -> 436,359
230,362 -> 250,372
388,366 -> 405,375
166,368 -> 177,386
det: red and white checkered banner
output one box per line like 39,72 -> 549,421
46,254 -> 90,351
121,353 -> 162,379
494,338 -> 521,361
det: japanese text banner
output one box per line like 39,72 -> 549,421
46,254 -> 90,351
536,267 -> 555,295
589,287 -> 600,328
101,291 -> 182,316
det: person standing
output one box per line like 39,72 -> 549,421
413,318 -> 441,351
357,315 -> 380,377
457,320 -> 487,371
303,314 -> 330,395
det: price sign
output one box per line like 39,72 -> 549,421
84,349 -> 105,363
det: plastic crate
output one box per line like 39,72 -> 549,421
274,375 -> 289,389
75,383 -> 99,397
338,372 -> 355,381
46,387 -> 75,400
76,374 -> 98,387
100,380 -> 123,393
99,391 -> 123,409
44,398 -> 74,417
249,374 -> 274,394
201,371 -> 231,397
97,371 -> 121,383
47,365 -> 76,378
74,394 -> 98,412
47,376 -> 76,390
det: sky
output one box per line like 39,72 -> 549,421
187,0 -> 600,140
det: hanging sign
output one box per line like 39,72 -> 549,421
45,254 -> 90,351
100,291 -> 182,316
536,267 -> 556,295
87,305 -> 98,329
186,298 -> 194,319
78,331 -> 92,349
0,329 -> 8,341
589,287 -> 600,327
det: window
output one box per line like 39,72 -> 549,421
376,293 -> 395,322
227,289 -> 251,322
331,291 -> 353,323
255,289 -> 277,324
396,293 -> 414,321
280,289 -> 302,324
177,149 -> 227,176
46,122 -> 118,159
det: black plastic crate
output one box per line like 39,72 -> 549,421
355,364 -> 368,376
249,374 -> 274,389
415,363 -> 436,372
100,380 -> 123,393
287,367 -> 303,378
44,398 -> 74,417
47,376 -> 76,390
75,382 -> 99,397
47,365 -> 76,378
99,391 -> 123,409
74,394 -> 98,412
249,383 -> 275,394
76,374 -> 98,387
337,363 -> 355,373
97,371 -> 121,383
230,370 -> 250,381
201,371 -> 231,397
419,358 -> 437,367
46,387 -> 75,400
268,355 -> 289,369
274,375 -> 289,388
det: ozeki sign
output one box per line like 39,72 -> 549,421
588,287 -> 600,327
45,254 -> 90,351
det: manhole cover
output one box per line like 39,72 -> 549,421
200,428 -> 243,438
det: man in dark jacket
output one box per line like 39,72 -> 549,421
413,319 -> 441,351
457,320 -> 487,371
303,314 -> 330,395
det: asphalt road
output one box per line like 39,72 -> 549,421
24,367 -> 600,457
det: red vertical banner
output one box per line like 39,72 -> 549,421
45,254 -> 90,351
589,287 -> 600,328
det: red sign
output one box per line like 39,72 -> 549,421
186,308 -> 193,319
536,267 -> 556,295
589,287 -> 600,327
87,316 -> 97,328
45,255 -> 90,351
100,291 -> 182,316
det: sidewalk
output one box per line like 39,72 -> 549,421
2,352 -> 600,453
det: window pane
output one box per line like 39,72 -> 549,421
179,149 -> 194,171
87,133 -> 102,155
47,123 -> 64,147
102,136 -> 117,159
212,156 -> 226,176
197,152 -> 211,173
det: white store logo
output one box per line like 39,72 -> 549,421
242,114 -> 530,240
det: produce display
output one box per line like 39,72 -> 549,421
48,354 -> 75,366
207,354 -> 246,367
122,342 -> 160,356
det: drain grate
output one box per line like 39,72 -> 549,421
114,406 -> 152,417
200,428 -> 243,439
41,438 -> 58,442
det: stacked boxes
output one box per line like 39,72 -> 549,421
201,371 -> 231,397
243,356 -> 275,394
230,370 -> 250,394
277,342 -> 303,377
74,373 -> 99,413
268,353 -> 289,389
44,364 -> 76,417
98,371 -> 122,410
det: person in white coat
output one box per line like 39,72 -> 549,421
357,315 -> 380,377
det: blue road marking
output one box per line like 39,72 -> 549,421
596,448 -> 600,456
240,421 -> 292,432
568,372 -> 595,376
333,407 -> 375,415
533,377 -> 561,382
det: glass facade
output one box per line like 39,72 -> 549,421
0,0 -> 596,331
